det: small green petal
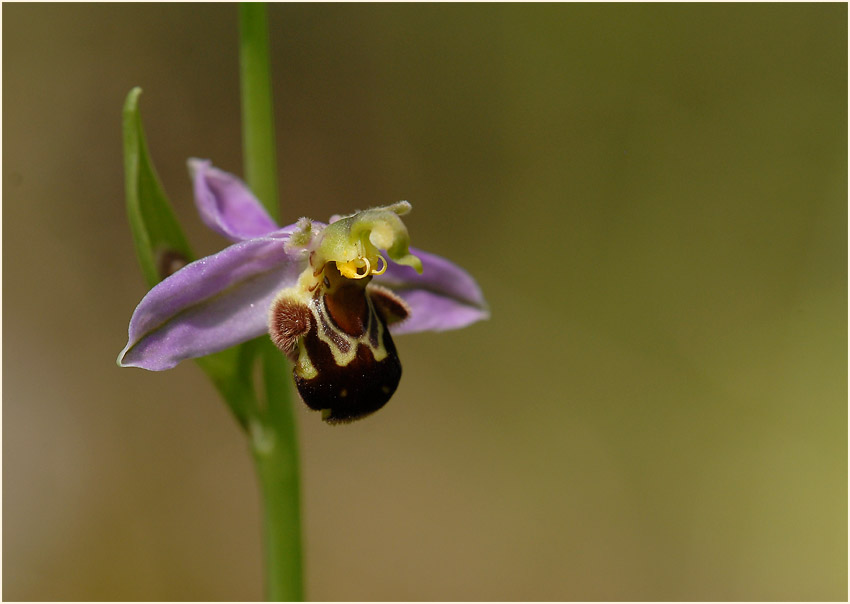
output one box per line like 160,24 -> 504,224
390,251 -> 423,273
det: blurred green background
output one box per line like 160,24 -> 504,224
3,3 -> 846,601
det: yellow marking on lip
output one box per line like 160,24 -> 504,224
294,340 -> 318,380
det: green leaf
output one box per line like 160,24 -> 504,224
123,87 -> 194,287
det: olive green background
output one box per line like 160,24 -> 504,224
3,3 -> 846,601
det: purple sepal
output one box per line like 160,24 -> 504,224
118,227 -> 301,371
189,158 -> 279,241
376,247 -> 489,334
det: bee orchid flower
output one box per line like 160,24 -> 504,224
118,160 -> 488,422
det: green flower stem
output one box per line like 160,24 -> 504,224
251,428 -> 304,602
252,339 -> 304,602
239,2 -> 280,221
239,4 -> 304,601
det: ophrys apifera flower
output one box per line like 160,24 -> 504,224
118,160 -> 488,423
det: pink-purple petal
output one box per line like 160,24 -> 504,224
375,247 -> 489,334
189,159 -> 279,241
118,227 -> 302,371
389,289 -> 490,333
